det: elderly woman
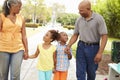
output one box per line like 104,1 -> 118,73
0,0 -> 28,80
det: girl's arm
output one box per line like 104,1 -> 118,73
53,51 -> 57,70
29,47 -> 40,59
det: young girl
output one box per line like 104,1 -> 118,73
53,32 -> 72,80
29,30 -> 59,80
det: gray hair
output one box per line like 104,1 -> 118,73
2,0 -> 22,16
7,0 -> 22,9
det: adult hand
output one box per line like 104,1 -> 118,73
64,46 -> 70,54
94,52 -> 102,64
23,52 -> 29,60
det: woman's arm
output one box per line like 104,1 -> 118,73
21,18 -> 29,60
0,15 -> 2,32
29,47 -> 39,59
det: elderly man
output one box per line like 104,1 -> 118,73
65,0 -> 108,80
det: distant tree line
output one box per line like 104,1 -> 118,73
0,0 -> 120,38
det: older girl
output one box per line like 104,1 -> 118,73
29,30 -> 59,80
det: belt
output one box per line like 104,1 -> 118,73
79,40 -> 99,45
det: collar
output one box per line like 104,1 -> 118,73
82,12 -> 95,21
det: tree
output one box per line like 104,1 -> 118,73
21,0 -> 51,23
105,0 -> 120,38
57,13 -> 79,26
92,0 -> 120,38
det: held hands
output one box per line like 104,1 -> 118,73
65,50 -> 71,55
64,46 -> 70,54
53,68 -> 56,73
23,51 -> 29,60
64,46 -> 72,60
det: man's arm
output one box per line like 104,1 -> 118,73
67,33 -> 79,48
65,33 -> 79,53
94,34 -> 108,64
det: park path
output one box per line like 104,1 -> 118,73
20,27 -> 108,80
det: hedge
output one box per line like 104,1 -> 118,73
63,25 -> 75,30
25,23 -> 42,28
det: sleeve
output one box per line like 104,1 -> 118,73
97,15 -> 108,35
74,18 -> 80,34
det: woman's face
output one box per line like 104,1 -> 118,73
10,3 -> 22,14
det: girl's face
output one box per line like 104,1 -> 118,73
43,31 -> 52,42
10,3 -> 22,14
60,32 -> 68,43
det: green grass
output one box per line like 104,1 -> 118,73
71,38 -> 120,57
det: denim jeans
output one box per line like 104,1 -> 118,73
0,50 -> 24,80
76,41 -> 99,80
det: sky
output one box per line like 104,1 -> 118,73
0,0 -> 82,14
44,0 -> 81,13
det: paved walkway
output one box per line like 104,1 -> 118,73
20,27 -> 108,80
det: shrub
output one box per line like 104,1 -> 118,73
63,25 -> 75,30
25,23 -> 39,28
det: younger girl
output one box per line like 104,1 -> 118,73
29,30 -> 59,80
53,32 -> 72,80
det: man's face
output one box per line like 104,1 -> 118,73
78,6 -> 89,18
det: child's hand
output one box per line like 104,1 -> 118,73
64,46 -> 70,54
65,50 -> 72,60
52,68 -> 56,73
65,50 -> 71,55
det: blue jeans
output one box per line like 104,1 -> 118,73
0,50 -> 24,80
76,41 -> 99,80
38,70 -> 52,80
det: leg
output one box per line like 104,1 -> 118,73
76,41 -> 86,80
45,70 -> 52,80
85,45 -> 99,80
0,52 -> 10,80
60,71 -> 68,80
10,50 -> 24,80
38,70 -> 45,80
53,71 -> 60,80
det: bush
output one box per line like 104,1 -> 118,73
57,13 -> 79,26
63,25 -> 75,30
25,23 -> 39,28
92,0 -> 120,38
